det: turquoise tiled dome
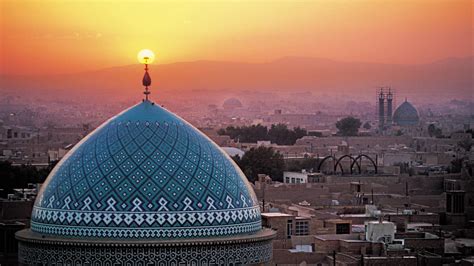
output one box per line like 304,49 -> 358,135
31,101 -> 261,239
393,100 -> 419,126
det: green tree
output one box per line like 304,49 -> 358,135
0,160 -> 57,197
236,147 -> 284,182
219,124 -> 306,145
466,129 -> 474,138
268,124 -> 292,145
285,158 -> 319,172
449,158 -> 463,173
363,122 -> 371,130
336,116 -> 362,136
293,126 -> 307,140
268,124 -> 306,145
217,124 -> 268,143
428,124 -> 443,138
458,138 -> 473,152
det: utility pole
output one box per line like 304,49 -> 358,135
371,188 -> 374,204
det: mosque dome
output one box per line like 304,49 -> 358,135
16,57 -> 274,265
223,98 -> 243,110
30,100 -> 261,239
393,99 -> 419,126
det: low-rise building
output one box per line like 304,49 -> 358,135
283,171 -> 325,184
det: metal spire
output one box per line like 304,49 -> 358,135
138,49 -> 155,101
142,62 -> 151,101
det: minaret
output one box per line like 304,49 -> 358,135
386,88 -> 393,125
378,88 -> 385,130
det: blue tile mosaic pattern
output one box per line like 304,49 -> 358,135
393,100 -> 419,126
31,101 -> 261,239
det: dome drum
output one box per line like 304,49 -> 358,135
16,228 -> 274,265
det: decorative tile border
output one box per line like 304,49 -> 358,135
18,236 -> 273,265
31,219 -> 262,239
33,205 -> 260,226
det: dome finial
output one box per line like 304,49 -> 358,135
137,49 -> 155,101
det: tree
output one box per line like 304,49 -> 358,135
428,124 -> 443,138
449,158 -> 463,173
236,146 -> 284,183
293,127 -> 307,140
268,124 -> 307,145
218,124 -> 306,145
458,138 -> 473,152
466,129 -> 474,138
268,124 -> 292,145
285,158 -> 319,172
336,116 -> 362,136
217,124 -> 268,143
0,160 -> 57,197
363,122 -> 371,130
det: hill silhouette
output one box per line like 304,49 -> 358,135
1,56 -> 472,100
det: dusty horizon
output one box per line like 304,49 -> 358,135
1,54 -> 473,77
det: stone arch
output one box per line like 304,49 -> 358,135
350,154 -> 378,174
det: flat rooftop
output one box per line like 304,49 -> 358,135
340,214 -> 371,218
456,238 -> 474,247
407,223 -> 438,229
261,212 -> 293,218
315,234 -> 361,241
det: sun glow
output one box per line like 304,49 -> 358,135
0,1 -> 471,75
137,49 -> 155,64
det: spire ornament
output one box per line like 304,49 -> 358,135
137,49 -> 155,100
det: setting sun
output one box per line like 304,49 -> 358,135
0,1 -> 472,265
137,49 -> 155,65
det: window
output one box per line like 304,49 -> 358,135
287,220 -> 293,238
295,221 -> 309,236
336,223 -> 350,234
446,194 -> 452,212
453,194 -> 465,213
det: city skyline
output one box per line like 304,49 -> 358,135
0,1 -> 473,265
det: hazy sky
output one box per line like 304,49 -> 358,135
1,0 -> 472,74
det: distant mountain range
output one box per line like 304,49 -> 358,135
1,56 -> 472,100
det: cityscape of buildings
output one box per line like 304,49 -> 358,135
0,80 -> 473,265
0,1 -> 472,265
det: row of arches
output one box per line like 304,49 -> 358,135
317,154 -> 378,174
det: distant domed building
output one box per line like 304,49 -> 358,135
16,61 -> 274,265
222,147 -> 245,158
393,99 -> 420,126
223,98 -> 243,110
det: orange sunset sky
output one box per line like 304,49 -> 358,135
1,0 -> 472,75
